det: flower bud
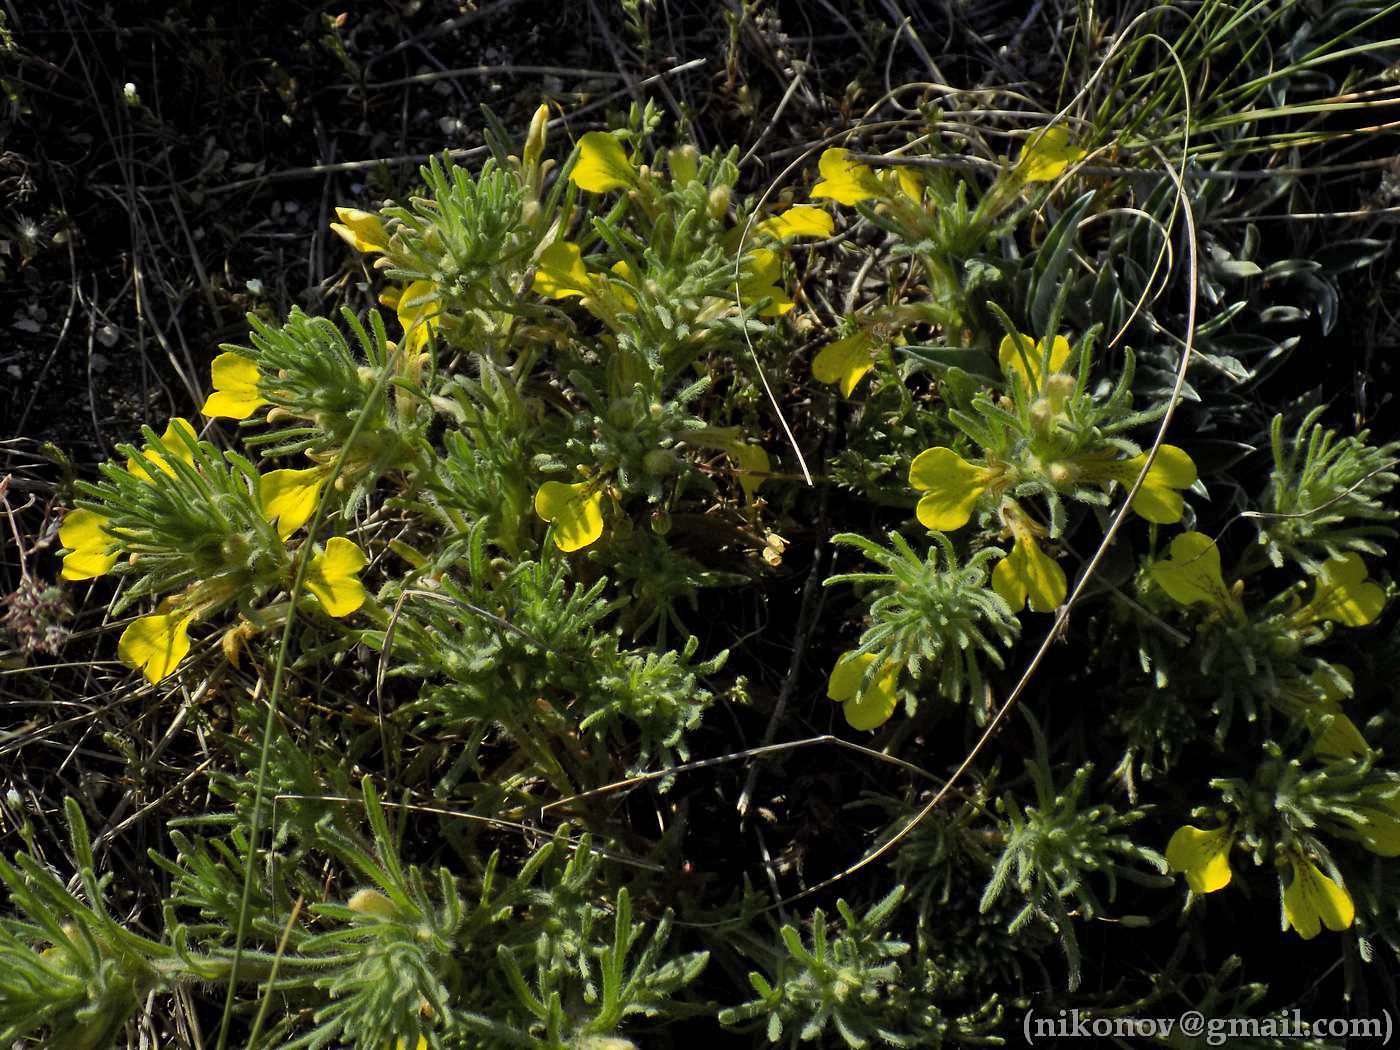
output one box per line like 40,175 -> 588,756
650,508 -> 671,535
1029,399 -> 1053,430
522,103 -> 550,170
668,145 -> 699,186
1044,372 -> 1075,412
347,888 -> 398,919
707,185 -> 731,219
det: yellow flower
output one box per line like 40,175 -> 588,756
1148,532 -> 1238,616
809,148 -> 882,205
570,132 -> 635,193
1097,445 -> 1197,524
59,509 -> 119,581
827,651 -> 900,730
1165,825 -> 1234,895
396,279 -> 440,354
260,466 -> 329,540
992,513 -> 1066,614
728,442 -> 769,501
118,610 -> 195,684
523,103 -> 551,173
737,249 -> 794,317
1279,666 -> 1368,760
201,352 -> 268,419
534,480 -> 605,552
895,167 -> 922,203
997,331 -> 1071,391
532,241 -> 595,299
330,207 -> 390,254
607,259 -> 640,311
1353,793 -> 1400,857
1313,709 -> 1371,762
908,447 -> 996,532
1014,126 -> 1086,184
1294,553 -> 1385,628
811,332 -> 875,398
752,206 -> 835,242
392,1037 -> 429,1050
126,418 -> 198,482
1282,857 -> 1354,939
305,536 -> 368,618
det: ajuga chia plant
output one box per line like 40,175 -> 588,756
19,12 -> 1400,1043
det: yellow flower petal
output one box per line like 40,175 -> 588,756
1283,858 -> 1354,939
330,207 -> 390,254
1312,709 -> 1371,761
1295,553 -> 1385,628
608,259 -> 640,310
827,651 -> 899,731
118,611 -> 194,684
59,509 -> 119,581
1356,795 -> 1400,857
305,536 -> 368,618
532,241 -> 595,300
812,333 -> 874,398
827,651 -> 876,704
908,448 -> 992,532
1100,445 -> 1197,524
60,544 -> 121,581
753,206 -> 835,242
992,532 -> 1066,613
201,352 -> 268,419
1164,828 -> 1232,896
126,418 -> 198,482
997,332 -> 1071,390
397,279 -> 440,354
570,132 -> 635,193
1014,126 -> 1086,184
1149,532 -> 1237,615
809,148 -> 881,206
1165,825 -> 1234,895
261,467 -> 327,540
534,481 -> 605,552
737,249 -> 793,317
729,443 -> 769,501
895,167 -> 922,203
58,508 -> 109,552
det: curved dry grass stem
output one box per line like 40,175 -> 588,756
541,733 -> 948,815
